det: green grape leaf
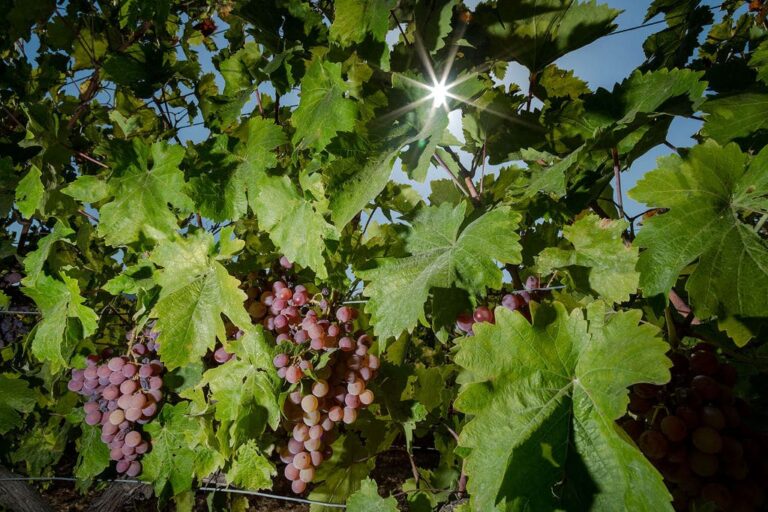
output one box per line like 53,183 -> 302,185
630,141 -> 768,321
361,203 -> 522,339
751,40 -> 768,85
330,0 -> 396,46
98,139 -> 193,246
468,0 -> 620,72
102,262 -> 156,295
227,440 -> 275,490
701,92 -> 768,144
22,274 -> 99,371
537,214 -> 639,304
248,171 -> 335,279
346,478 -> 398,512
195,342 -> 280,448
190,119 -> 287,222
0,375 -> 37,434
141,402 -> 217,496
15,166 -> 45,218
292,59 -> 357,151
328,149 -> 399,228
22,220 -> 73,285
74,423 -> 110,481
62,175 -> 109,204
309,434 -> 378,511
150,230 -> 252,370
455,302 -> 672,511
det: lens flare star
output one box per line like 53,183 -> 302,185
428,79 -> 449,109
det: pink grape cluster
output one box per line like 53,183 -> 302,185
67,328 -> 164,477
244,269 -> 379,494
456,276 -> 542,335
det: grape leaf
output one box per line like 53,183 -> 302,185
15,165 -> 45,218
74,423 -> 110,481
141,402 -> 219,496
700,92 -> 768,144
249,171 -> 335,279
346,478 -> 398,512
360,203 -> 522,339
62,175 -> 109,204
227,439 -> 275,490
330,0 -> 396,46
22,273 -> 99,371
190,119 -> 287,222
150,229 -> 252,370
194,330 -> 280,449
328,149 -> 399,228
750,40 -> 768,85
98,139 -> 193,246
0,375 -> 37,434
454,302 -> 672,511
309,434 -> 379,511
292,58 -> 357,151
468,0 -> 620,72
630,141 -> 768,322
537,214 -> 639,303
21,220 -> 73,284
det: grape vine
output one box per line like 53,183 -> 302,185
0,1 -> 766,511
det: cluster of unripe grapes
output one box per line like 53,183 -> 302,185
243,262 -> 379,494
456,276 -> 543,335
619,343 -> 767,511
67,327 -> 164,477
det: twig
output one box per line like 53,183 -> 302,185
255,89 -> 264,117
433,154 -> 470,197
274,92 -> 280,124
76,151 -> 109,169
78,209 -> 98,222
390,10 -> 411,46
669,289 -> 701,326
441,147 -> 481,204
479,141 -> 487,195
611,147 -> 624,219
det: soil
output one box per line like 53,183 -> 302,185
32,446 -> 443,511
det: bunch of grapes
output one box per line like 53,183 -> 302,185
243,263 -> 379,494
456,276 -> 543,335
619,343 -> 768,511
0,271 -> 33,349
0,307 -> 33,348
67,327 -> 165,477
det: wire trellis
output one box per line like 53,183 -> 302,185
0,476 -> 347,508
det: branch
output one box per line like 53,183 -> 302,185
86,480 -> 152,512
669,289 -> 701,326
441,147 -> 481,204
611,147 -> 624,219
0,465 -> 54,512
432,153 -> 470,197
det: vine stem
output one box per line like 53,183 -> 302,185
611,147 -> 624,219
442,147 -> 481,204
668,289 -> 701,326
433,153 -> 470,197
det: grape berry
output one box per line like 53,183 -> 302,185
619,344 -> 767,511
68,327 -> 165,477
456,276 -> 543,335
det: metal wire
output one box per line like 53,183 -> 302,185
0,476 -> 347,508
0,310 -> 41,315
